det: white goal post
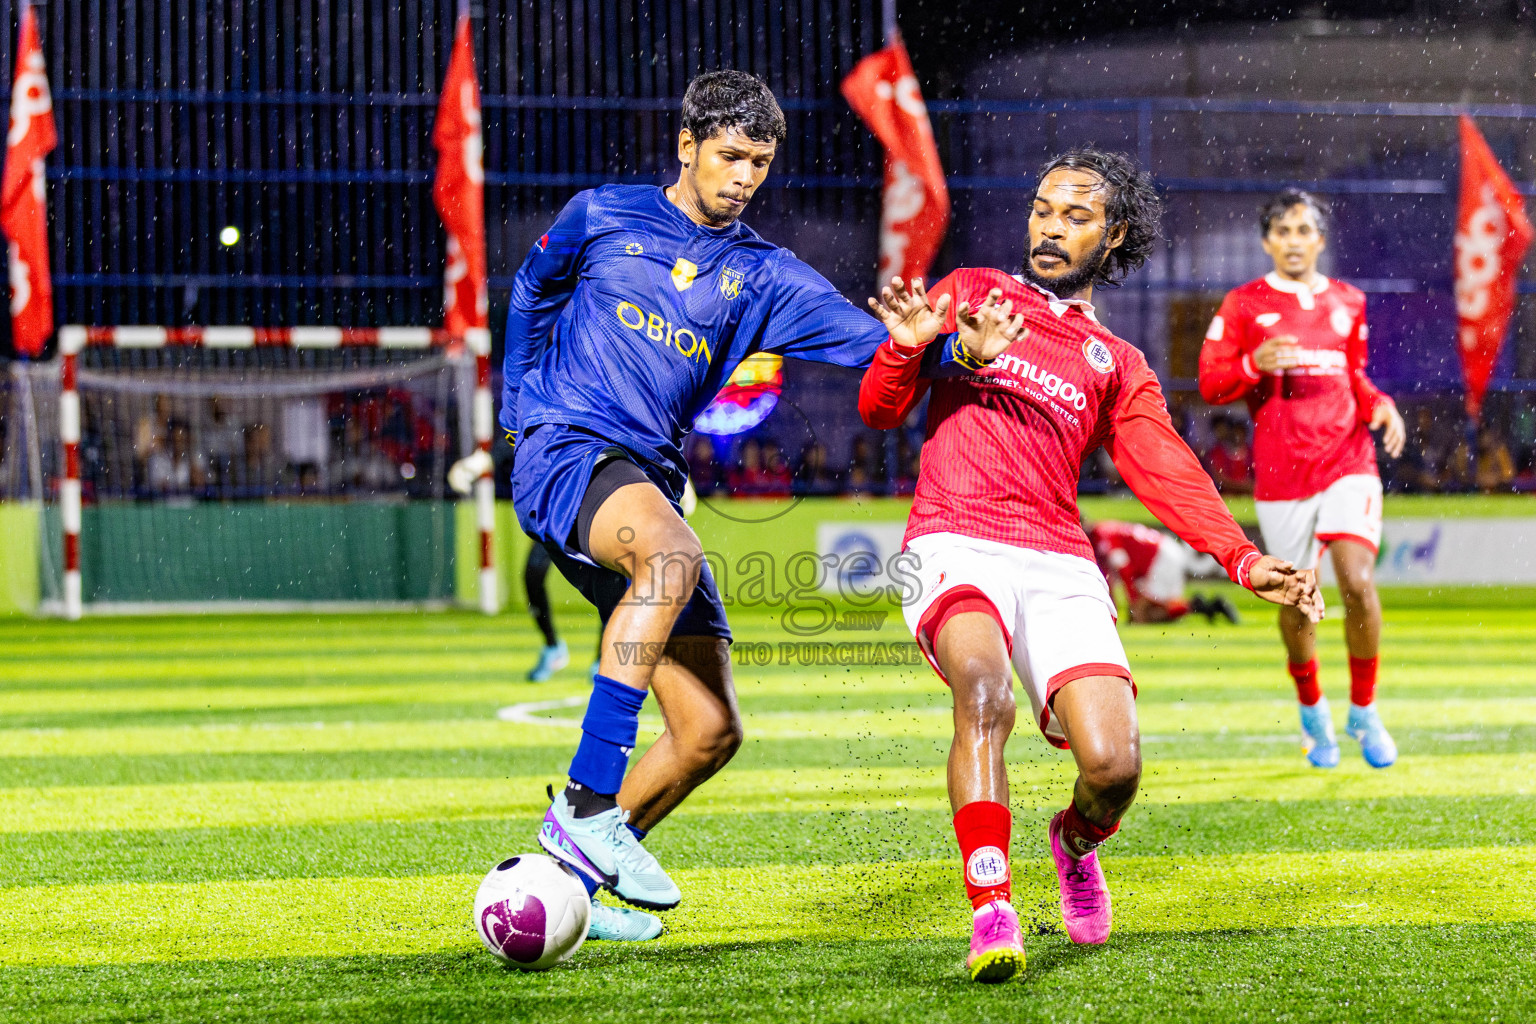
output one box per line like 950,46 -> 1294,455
54,325 -> 499,620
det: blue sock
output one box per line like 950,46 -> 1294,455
578,872 -> 599,898
568,674 -> 647,796
626,823 -> 647,842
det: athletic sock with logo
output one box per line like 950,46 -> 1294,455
954,801 -> 1012,909
1288,658 -> 1322,706
1348,655 -> 1379,707
1058,800 -> 1119,859
566,674 -> 647,818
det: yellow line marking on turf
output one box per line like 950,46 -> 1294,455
1,846 -> 1532,966
0,753 -> 1529,834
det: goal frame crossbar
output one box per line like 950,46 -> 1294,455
54,325 -> 498,620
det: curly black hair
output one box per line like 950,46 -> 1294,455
1038,148 -> 1162,288
1259,188 -> 1330,237
681,70 -> 787,147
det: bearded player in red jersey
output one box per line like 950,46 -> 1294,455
1198,190 -> 1406,771
859,149 -> 1324,983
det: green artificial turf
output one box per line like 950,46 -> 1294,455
0,587 -> 1531,1022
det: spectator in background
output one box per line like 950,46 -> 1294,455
686,434 -> 720,495
145,419 -> 206,496
727,437 -> 770,496
1441,436 -> 1475,492
240,421 -> 277,494
757,440 -> 794,497
1475,424 -> 1515,493
846,435 -> 883,495
792,441 -> 842,495
202,398 -> 243,493
133,394 -> 174,487
1205,414 -> 1254,495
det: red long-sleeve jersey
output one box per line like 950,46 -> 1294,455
1088,520 -> 1164,593
1198,273 -> 1392,501
859,267 -> 1261,589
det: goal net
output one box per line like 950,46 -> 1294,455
10,326 -> 498,618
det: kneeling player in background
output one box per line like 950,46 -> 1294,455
861,149 -> 1322,982
1086,518 -> 1239,624
1198,189 -> 1405,769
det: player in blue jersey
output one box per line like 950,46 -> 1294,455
503,70 -> 1022,941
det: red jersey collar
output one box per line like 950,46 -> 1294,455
1013,275 -> 1101,323
1263,272 -> 1331,310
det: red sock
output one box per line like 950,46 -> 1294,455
1058,800 -> 1119,859
953,801 -> 1011,909
1349,656 -> 1379,707
1163,599 -> 1190,621
1288,658 -> 1322,706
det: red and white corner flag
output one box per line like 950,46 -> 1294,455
1,2 -> 56,358
1454,115 -> 1532,419
841,34 -> 949,287
432,14 -> 487,335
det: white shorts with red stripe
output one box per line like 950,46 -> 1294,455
901,532 -> 1133,750
1254,473 -> 1383,570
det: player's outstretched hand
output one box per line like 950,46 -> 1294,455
1247,555 -> 1325,623
956,288 -> 1027,365
1370,401 -> 1407,459
1252,335 -> 1302,373
867,277 -> 951,350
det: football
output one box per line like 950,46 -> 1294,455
472,854 -> 591,970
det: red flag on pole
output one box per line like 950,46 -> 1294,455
432,15 -> 487,335
841,34 -> 949,287
1,3 -> 56,358
1454,114 -> 1532,419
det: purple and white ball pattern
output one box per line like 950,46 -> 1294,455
473,853 -> 590,970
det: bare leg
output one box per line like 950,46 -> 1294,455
1051,676 -> 1141,828
935,613 -> 1016,813
619,636 -> 742,831
1329,540 -> 1381,660
1278,601 -> 1317,664
585,481 -> 705,691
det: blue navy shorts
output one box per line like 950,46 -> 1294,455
510,423 -> 731,642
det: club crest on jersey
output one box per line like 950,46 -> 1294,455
719,266 -> 745,299
1083,337 -> 1115,374
671,258 -> 699,291
1330,306 -> 1353,337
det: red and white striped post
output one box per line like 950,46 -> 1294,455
57,326 -> 85,620
466,326 -> 499,614
54,325 -> 498,616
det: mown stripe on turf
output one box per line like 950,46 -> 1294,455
1,692 -> 1530,745
0,753 -> 1529,834
1,794 -> 1528,889
1,845 -> 1532,966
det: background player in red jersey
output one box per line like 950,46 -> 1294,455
860,149 -> 1323,983
1084,518 -> 1238,624
1198,190 -> 1405,770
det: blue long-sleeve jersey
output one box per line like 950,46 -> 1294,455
501,185 -> 894,476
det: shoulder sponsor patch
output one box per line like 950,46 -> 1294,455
671,258 -> 698,291
1083,336 -> 1115,374
1255,312 -> 1282,328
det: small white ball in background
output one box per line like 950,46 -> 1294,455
472,853 -> 590,970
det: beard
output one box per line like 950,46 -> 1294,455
687,167 -> 750,226
1017,235 -> 1110,298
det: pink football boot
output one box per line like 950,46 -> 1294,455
1048,810 -> 1113,944
966,899 -> 1025,982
